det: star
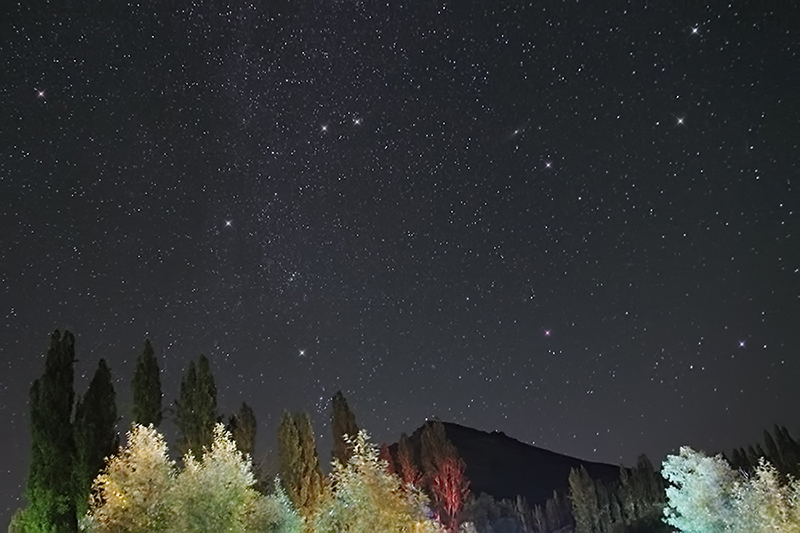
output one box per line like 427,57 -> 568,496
353,117 -> 362,126
36,89 -> 45,98
676,117 -> 684,125
544,329 -> 551,337
739,340 -> 746,348
299,349 -> 305,356
321,124 -> 328,132
691,27 -> 699,35
545,161 -> 552,169
224,220 -> 233,227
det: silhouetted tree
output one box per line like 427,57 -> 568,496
74,358 -> 119,516
131,338 -> 162,427
175,354 -> 217,459
330,390 -> 359,466
25,330 -> 78,532
227,401 -> 257,458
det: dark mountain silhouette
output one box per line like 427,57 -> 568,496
398,421 -> 621,507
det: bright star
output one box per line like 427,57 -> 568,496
545,161 -> 552,169
321,124 -> 328,132
691,27 -> 699,35
224,220 -> 232,227
36,89 -> 45,98
739,341 -> 746,348
299,349 -> 305,356
544,330 -> 551,337
353,117 -> 362,126
676,117 -> 684,125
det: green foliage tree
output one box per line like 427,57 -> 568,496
313,430 -> 442,532
74,358 -> 119,517
330,390 -> 359,466
568,466 -> 598,533
131,338 -> 163,427
175,354 -> 218,459
277,411 -> 324,517
228,401 -> 257,458
25,330 -> 79,532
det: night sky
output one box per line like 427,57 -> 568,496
2,0 -> 799,524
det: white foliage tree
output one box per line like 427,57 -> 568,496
85,424 -> 176,532
663,446 -> 800,533
313,430 -> 443,533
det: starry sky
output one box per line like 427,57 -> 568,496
2,0 -> 799,524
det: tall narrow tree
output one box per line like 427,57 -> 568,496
420,421 -> 470,531
277,410 -> 323,517
131,338 -> 162,427
227,401 -> 257,458
330,390 -> 359,466
397,432 -> 421,486
25,330 -> 78,532
175,354 -> 218,459
74,358 -> 119,517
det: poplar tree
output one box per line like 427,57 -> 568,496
25,330 -> 78,532
278,410 -> 323,516
568,466 -> 598,533
74,358 -> 119,516
331,390 -> 359,466
228,401 -> 257,458
132,338 -> 162,427
175,354 -> 218,459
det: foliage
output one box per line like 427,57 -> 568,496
569,466 -> 598,533
313,430 -> 443,533
25,329 -> 78,532
74,358 -> 119,517
277,411 -> 324,517
661,446 -> 800,532
85,423 -> 302,533
131,338 -> 163,428
397,432 -> 422,487
175,354 -> 218,459
85,424 -> 176,532
330,391 -> 359,466
228,401 -> 258,458
420,421 -> 470,531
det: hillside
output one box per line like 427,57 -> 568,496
401,421 -> 621,507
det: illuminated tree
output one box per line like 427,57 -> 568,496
662,446 -> 739,532
277,410 -> 323,517
85,424 -> 176,532
313,430 -> 443,533
420,421 -> 470,531
568,466 -> 598,533
397,432 -> 421,486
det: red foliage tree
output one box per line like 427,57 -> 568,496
429,454 -> 470,532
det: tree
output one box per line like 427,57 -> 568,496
420,421 -> 470,531
277,411 -> 324,517
131,338 -> 162,427
172,424 -> 271,532
85,424 -> 176,532
228,401 -> 257,459
397,432 -> 421,486
568,466 -> 598,533
661,446 -> 739,532
175,354 -> 218,459
74,359 -> 119,517
331,391 -> 359,466
25,330 -> 79,532
313,430 -> 442,532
